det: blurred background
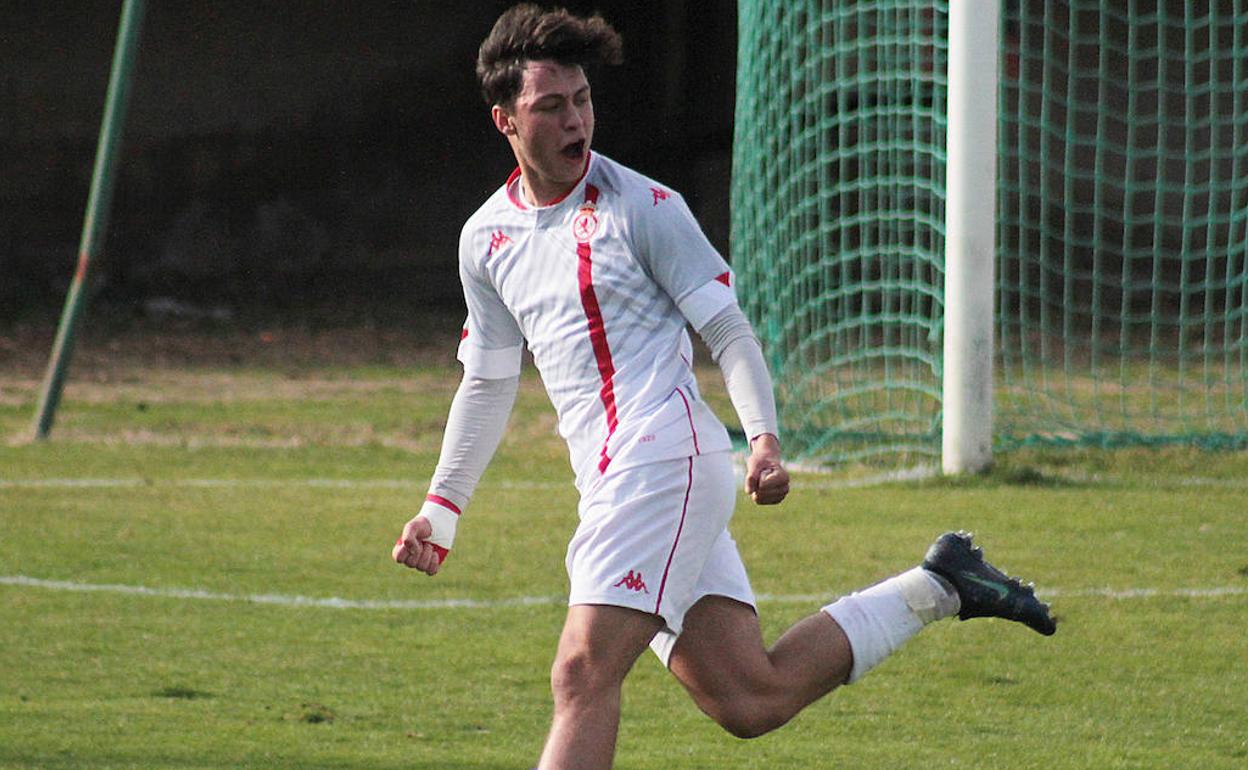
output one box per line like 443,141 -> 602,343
1,1 -> 737,327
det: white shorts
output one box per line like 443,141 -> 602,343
565,451 -> 756,665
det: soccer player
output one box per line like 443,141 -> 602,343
392,5 -> 1056,768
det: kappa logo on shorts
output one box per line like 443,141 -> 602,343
613,570 -> 649,593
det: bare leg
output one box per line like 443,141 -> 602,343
538,604 -> 664,770
667,595 -> 852,739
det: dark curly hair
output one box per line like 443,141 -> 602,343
476,4 -> 624,107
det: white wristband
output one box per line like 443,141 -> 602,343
419,495 -> 461,551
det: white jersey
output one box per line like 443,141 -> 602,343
456,152 -> 736,492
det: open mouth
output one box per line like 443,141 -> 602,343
561,140 -> 586,159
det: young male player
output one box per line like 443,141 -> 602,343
392,5 -> 1056,768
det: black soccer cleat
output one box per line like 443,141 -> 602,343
921,531 -> 1057,636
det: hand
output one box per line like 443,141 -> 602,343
745,433 -> 789,505
392,515 -> 446,576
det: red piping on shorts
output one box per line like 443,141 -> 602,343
654,456 -> 694,616
673,386 -> 701,455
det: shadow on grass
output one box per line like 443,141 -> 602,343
0,753 -> 523,770
907,462 -> 1084,490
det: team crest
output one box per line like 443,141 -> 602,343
572,202 -> 599,243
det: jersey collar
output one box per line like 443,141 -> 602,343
505,152 -> 594,211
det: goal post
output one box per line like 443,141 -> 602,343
732,0 -> 1248,471
30,0 -> 147,440
942,0 -> 1000,474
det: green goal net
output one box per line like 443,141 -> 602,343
732,0 -> 1248,467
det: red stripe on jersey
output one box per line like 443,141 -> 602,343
673,386 -> 701,455
654,457 -> 694,615
425,494 -> 462,515
576,183 -> 616,472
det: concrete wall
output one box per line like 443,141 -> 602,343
0,1 -> 738,320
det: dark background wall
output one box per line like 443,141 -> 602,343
0,1 -> 738,323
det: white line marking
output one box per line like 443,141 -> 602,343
0,478 -> 561,490
10,472 -> 1248,492
0,575 -> 562,610
1045,586 -> 1248,599
2,575 -> 1244,611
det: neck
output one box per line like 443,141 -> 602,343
516,155 -> 590,207
521,176 -> 564,207
519,173 -> 573,207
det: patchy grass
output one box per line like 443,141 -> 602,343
1,328 -> 1246,769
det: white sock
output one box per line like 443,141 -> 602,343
822,567 -> 960,683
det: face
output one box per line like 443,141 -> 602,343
492,60 -> 594,204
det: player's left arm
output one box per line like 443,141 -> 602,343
631,187 -> 789,505
697,304 -> 789,505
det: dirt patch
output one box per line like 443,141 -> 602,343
0,316 -> 464,378
1,372 -> 455,407
5,426 -> 437,452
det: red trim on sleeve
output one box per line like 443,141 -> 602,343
715,271 -> 732,287
425,494 -> 462,515
431,544 -> 449,564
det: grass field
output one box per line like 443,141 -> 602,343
2,324 -> 1247,769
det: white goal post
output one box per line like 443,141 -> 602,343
941,0 -> 1000,474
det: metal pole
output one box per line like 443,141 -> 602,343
941,0 -> 1000,474
31,0 -> 147,439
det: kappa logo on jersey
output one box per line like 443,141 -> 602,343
488,230 -> 513,254
613,570 -> 649,593
650,187 -> 671,206
572,201 -> 599,243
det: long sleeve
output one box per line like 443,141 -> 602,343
417,373 -> 519,555
694,303 -> 779,443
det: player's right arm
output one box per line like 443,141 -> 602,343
393,220 -> 525,575
393,372 -> 518,575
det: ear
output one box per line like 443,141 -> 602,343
491,104 -> 516,136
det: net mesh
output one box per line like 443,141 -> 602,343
731,0 -> 1248,466
733,0 -> 949,464
997,0 -> 1248,450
